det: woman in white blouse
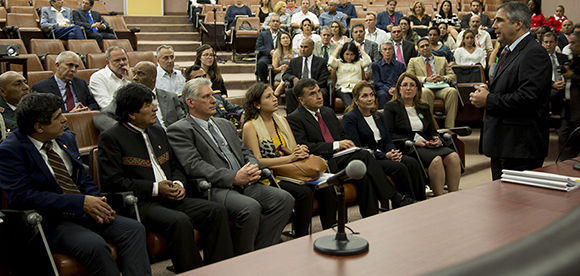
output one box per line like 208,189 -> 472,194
453,29 -> 487,68
328,41 -> 372,108
292,18 -> 321,52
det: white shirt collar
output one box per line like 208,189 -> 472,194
28,136 -> 49,152
128,122 -> 145,133
507,32 -> 531,52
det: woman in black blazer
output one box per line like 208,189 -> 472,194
383,73 -> 461,196
343,81 -> 425,201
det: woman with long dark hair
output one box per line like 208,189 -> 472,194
194,44 -> 228,97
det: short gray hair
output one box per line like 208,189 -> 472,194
182,78 -> 213,104
105,46 -> 127,59
155,45 -> 174,58
497,1 -> 531,31
380,40 -> 395,49
320,26 -> 331,33
55,51 -> 79,64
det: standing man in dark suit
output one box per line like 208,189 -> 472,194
390,25 -> 417,66
0,93 -> 150,275
98,83 -> 233,273
0,71 -> 29,132
287,78 -> 414,216
283,38 -> 330,113
558,31 -> 580,161
93,61 -> 185,132
167,78 -> 293,255
470,1 -> 551,180
73,0 -> 116,49
256,14 -> 282,83
32,51 -> 99,113
541,32 -> 569,116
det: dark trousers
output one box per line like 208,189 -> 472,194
550,88 -> 565,116
46,215 -> 151,276
490,157 -> 545,180
558,116 -> 580,161
377,155 -> 426,201
328,150 -> 395,217
53,26 -> 85,40
86,30 -> 116,49
256,55 -> 272,83
336,89 -> 353,109
376,88 -> 392,109
139,198 -> 233,273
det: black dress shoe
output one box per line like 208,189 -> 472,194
392,195 -> 417,209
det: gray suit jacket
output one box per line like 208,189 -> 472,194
93,88 -> 185,132
363,39 -> 381,62
313,42 -> 337,60
41,6 -> 76,28
167,115 -> 258,189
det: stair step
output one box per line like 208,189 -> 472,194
124,15 -> 190,25
128,24 -> 194,32
222,73 -> 257,90
138,41 -> 201,51
136,32 -> 200,41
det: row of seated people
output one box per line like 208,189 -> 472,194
257,16 -> 461,128
0,64 -> 464,273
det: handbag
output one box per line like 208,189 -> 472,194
269,154 -> 328,182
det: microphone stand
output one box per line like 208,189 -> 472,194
213,5 -> 226,63
313,179 -> 369,256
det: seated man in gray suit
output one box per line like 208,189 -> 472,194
40,0 -> 85,40
93,61 -> 185,132
313,26 -> 337,61
167,78 -> 294,256
351,22 -> 381,79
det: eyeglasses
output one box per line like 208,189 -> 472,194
392,30 -> 401,33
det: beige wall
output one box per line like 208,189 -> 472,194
101,0 -> 123,14
543,0 -> 579,25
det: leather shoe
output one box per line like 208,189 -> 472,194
392,195 -> 416,209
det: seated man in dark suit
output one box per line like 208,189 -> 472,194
390,25 -> 417,66
256,14 -> 282,83
282,38 -> 330,113
287,78 -> 414,216
98,83 -> 233,273
0,93 -> 150,275
0,71 -> 30,132
32,51 -> 99,113
542,32 -> 569,116
372,41 -> 406,109
93,61 -> 185,132
40,0 -> 85,40
460,0 -> 492,30
167,78 -> 294,255
72,0 -> 116,49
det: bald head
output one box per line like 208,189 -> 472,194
132,61 -> 157,90
469,14 -> 481,30
0,71 -> 29,106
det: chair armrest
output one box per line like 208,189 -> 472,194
129,27 -> 140,33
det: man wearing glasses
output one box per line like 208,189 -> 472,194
390,25 -> 417,66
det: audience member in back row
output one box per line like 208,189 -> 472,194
372,41 -> 406,108
0,93 -> 151,275
290,0 -> 320,34
428,27 -> 455,64
456,15 -> 493,54
319,0 -> 346,28
376,0 -> 402,32
408,1 -> 432,37
32,51 -> 99,113
256,14 -> 282,83
89,46 -> 131,108
155,45 -> 186,95
40,0 -> 85,40
225,0 -> 252,31
453,29 -> 487,68
390,24 -> 418,66
72,0 -> 116,49
343,81 -> 426,201
93,61 -> 185,132
98,83 -> 233,273
0,72 -> 30,132
365,12 -> 390,46
541,32 -> 568,117
292,18 -> 321,52
184,65 -> 243,119
384,73 -> 461,196
194,44 -> 229,97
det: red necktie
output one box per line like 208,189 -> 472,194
497,48 -> 511,72
65,82 -> 75,111
425,58 -> 433,77
316,112 -> 334,142
396,43 -> 404,63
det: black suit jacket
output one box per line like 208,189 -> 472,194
0,97 -> 16,131
282,55 -> 330,90
483,33 -> 551,159
287,105 -> 345,160
72,8 -> 111,33
342,108 -> 396,160
32,76 -> 100,111
383,101 -> 438,142
255,30 -> 280,58
98,122 -> 186,200
393,40 -> 418,66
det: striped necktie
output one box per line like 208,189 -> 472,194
42,142 -> 81,194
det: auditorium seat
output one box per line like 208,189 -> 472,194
66,40 -> 102,56
4,0 -> 32,9
27,70 -> 53,86
76,68 -> 99,84
231,16 -> 259,62
5,13 -> 44,50
102,15 -> 139,50
0,7 -> 7,28
9,6 -> 39,22
63,110 -> 99,156
127,51 -> 156,67
30,38 -> 65,56
12,53 -> 44,71
45,53 -> 86,71
91,1 -> 110,15
86,52 -> 107,69
102,39 -> 133,52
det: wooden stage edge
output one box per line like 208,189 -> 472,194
183,159 -> 580,276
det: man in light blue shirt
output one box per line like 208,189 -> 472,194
155,45 -> 186,95
319,0 -> 346,28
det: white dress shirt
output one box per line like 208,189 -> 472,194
89,66 -> 131,108
28,137 -> 73,177
155,65 -> 186,95
365,28 -> 391,46
456,29 -> 493,53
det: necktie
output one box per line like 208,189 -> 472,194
273,33 -> 278,48
87,11 -> 98,33
208,122 -> 241,171
425,58 -> 433,77
65,82 -> 75,111
302,57 -> 310,78
497,48 -> 511,72
42,142 -> 81,194
323,45 -> 328,60
396,43 -> 404,63
550,54 -> 559,81
315,112 -> 334,142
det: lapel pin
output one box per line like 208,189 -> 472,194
158,145 -> 161,149
63,144 -> 68,149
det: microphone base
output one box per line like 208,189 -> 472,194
313,234 -> 369,256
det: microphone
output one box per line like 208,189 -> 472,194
261,168 -> 273,178
124,194 -> 138,206
404,140 -> 415,149
445,126 -> 472,136
326,160 -> 366,186
442,132 -> 452,142
198,180 -> 211,191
